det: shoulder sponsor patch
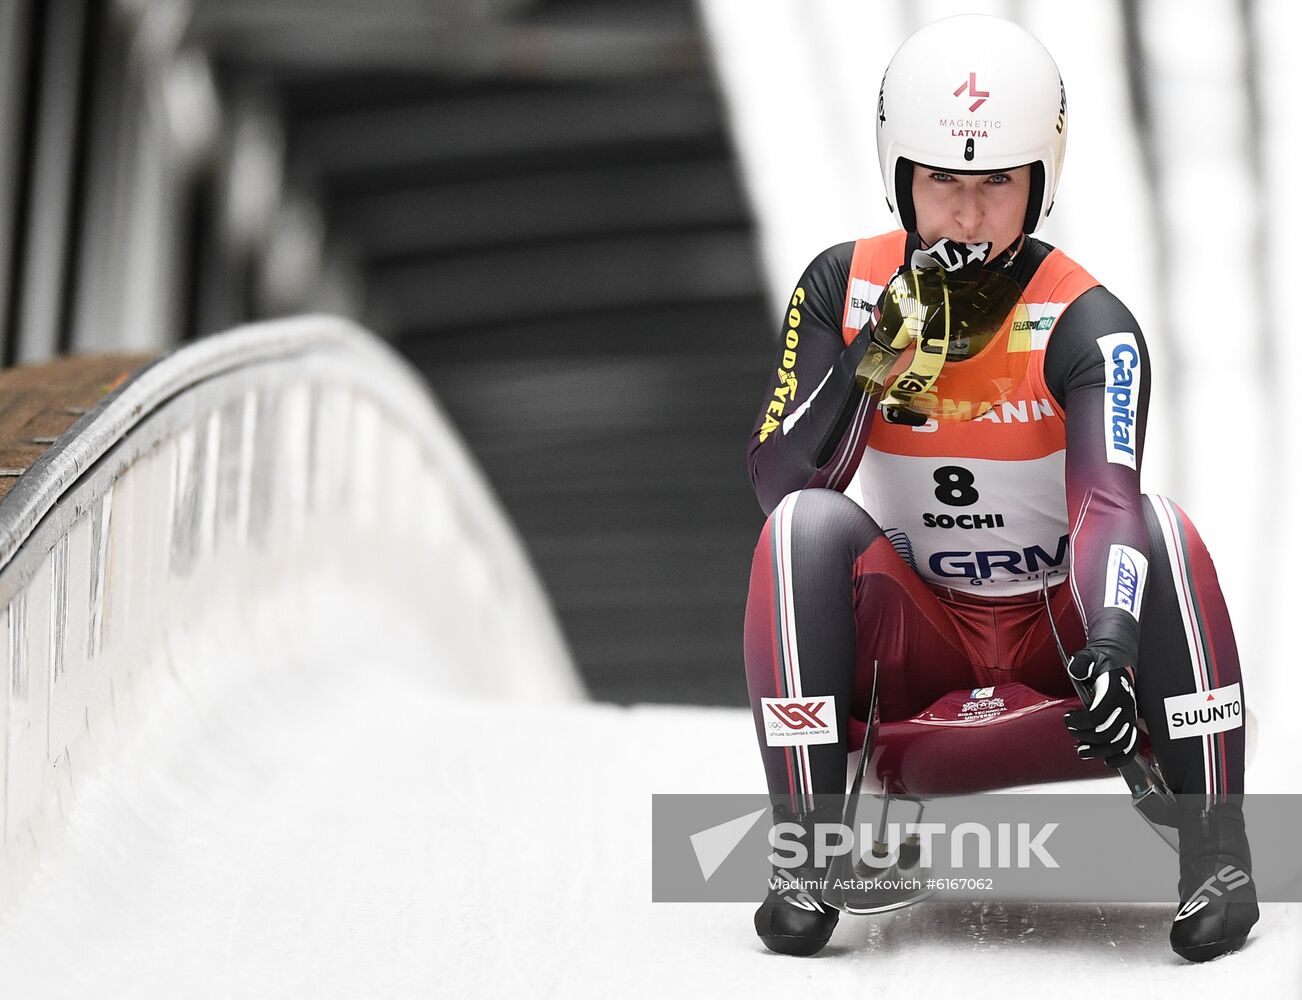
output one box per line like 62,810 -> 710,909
1164,683 -> 1243,739
1097,332 -> 1141,469
1104,543 -> 1148,620
762,696 -> 838,747
1009,301 -> 1064,352
845,278 -> 883,334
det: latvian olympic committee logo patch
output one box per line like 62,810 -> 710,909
762,697 -> 839,746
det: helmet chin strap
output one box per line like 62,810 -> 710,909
991,233 -> 1026,268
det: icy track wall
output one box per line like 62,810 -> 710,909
0,316 -> 582,903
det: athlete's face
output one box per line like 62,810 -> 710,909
911,165 -> 1031,258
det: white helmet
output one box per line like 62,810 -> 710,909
876,14 -> 1067,234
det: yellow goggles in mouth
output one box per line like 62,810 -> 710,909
855,267 -> 951,423
855,264 -> 1030,425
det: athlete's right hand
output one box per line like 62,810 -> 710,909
848,285 -> 902,394
851,239 -> 996,395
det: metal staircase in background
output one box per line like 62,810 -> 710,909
219,0 -> 773,704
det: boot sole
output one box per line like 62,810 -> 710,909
758,932 -> 834,957
1171,934 -> 1248,963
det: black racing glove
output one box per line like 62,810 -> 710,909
1063,649 -> 1139,769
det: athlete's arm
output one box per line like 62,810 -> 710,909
1045,286 -> 1152,675
747,243 -> 878,515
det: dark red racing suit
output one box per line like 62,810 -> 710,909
744,231 -> 1246,812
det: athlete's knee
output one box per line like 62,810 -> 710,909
768,489 -> 884,552
1138,491 -> 1242,694
771,488 -> 876,524
1142,493 -> 1215,565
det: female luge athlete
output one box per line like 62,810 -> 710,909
743,14 -> 1257,963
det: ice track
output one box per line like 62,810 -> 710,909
0,654 -> 1296,999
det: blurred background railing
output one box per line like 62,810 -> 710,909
0,316 -> 581,900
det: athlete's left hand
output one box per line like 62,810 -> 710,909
1063,649 -> 1139,768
